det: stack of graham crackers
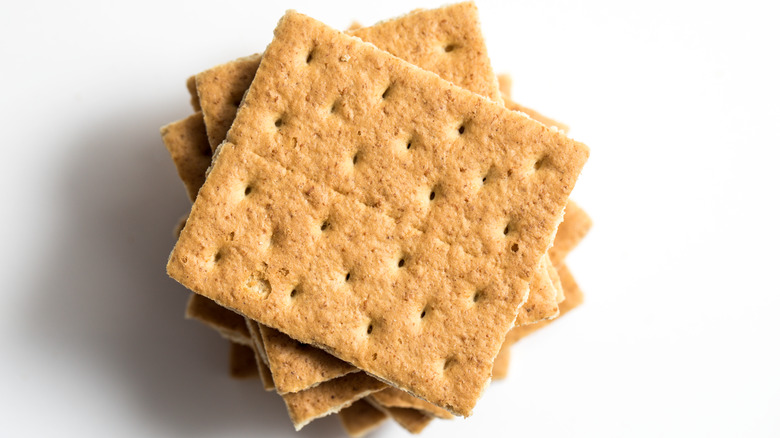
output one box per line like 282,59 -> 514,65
161,3 -> 592,436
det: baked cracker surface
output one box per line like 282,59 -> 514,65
259,324 -> 357,394
169,12 -> 587,415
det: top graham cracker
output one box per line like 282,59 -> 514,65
168,11 -> 587,415
175,1 -> 559,394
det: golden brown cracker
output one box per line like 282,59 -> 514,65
259,324 -> 357,394
195,54 -> 263,151
160,113 -> 212,202
245,320 -> 276,391
371,387 -> 453,419
184,3 -> 559,344
185,293 -> 251,346
168,12 -> 587,416
338,399 -> 389,438
504,263 -> 584,345
515,255 -> 560,326
366,398 -> 434,434
281,372 -> 387,431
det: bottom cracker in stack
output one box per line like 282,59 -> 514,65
161,3 -> 591,436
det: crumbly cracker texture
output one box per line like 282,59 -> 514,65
168,11 -> 587,416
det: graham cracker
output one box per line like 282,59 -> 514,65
259,324 -> 357,394
281,372 -> 387,431
168,12 -> 587,415
245,320 -> 276,391
549,200 -> 592,267
160,112 -> 212,202
338,399 -> 389,438
196,54 -> 263,151
366,398 -> 434,434
228,342 -> 259,379
504,263 -> 584,346
491,341 -> 511,380
256,354 -> 275,391
247,319 -> 387,427
245,319 -> 270,367
186,75 -> 201,112
185,293 -> 251,346
371,387 -> 453,419
183,2 -> 561,353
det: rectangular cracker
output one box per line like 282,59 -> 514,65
281,372 -> 387,430
338,399 -> 389,438
366,398 -> 434,434
185,1 -> 562,328
185,293 -> 251,345
371,387 -> 453,419
168,11 -> 587,416
228,342 -> 259,379
185,2 -> 562,391
160,113 -> 212,202
258,324 -> 357,394
192,3 -> 559,321
174,0 -> 577,403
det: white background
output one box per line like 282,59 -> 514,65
1,0 -> 778,436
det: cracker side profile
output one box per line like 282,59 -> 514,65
185,293 -> 251,345
168,12 -> 588,415
366,398 -> 434,434
259,324 -> 357,394
245,321 -> 276,390
338,399 -> 389,438
281,372 -> 387,430
371,387 -> 453,419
